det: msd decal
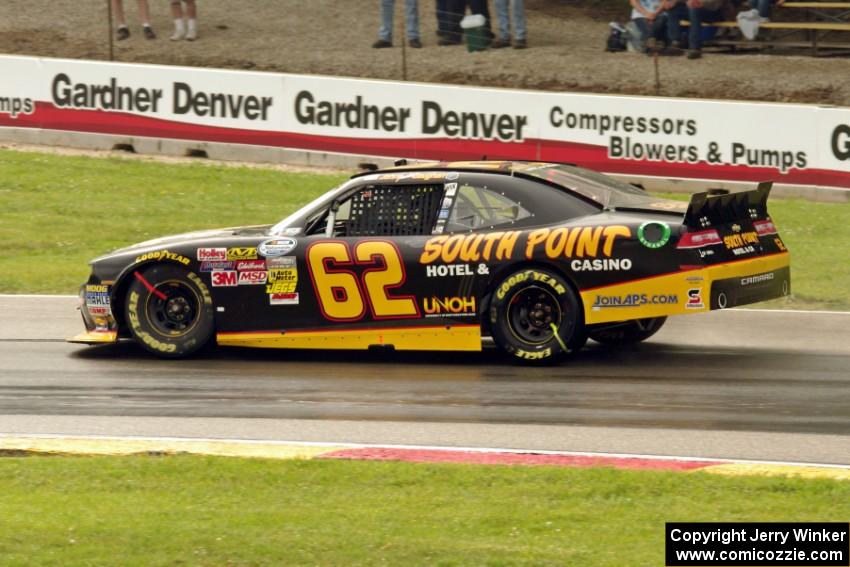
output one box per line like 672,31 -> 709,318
238,270 -> 268,285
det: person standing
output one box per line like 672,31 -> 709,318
492,0 -> 527,49
170,0 -> 198,41
112,0 -> 156,40
373,0 -> 422,48
436,0 -> 451,38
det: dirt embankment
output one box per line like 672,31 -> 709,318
1,0 -> 848,105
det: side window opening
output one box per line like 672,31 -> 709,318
332,184 -> 444,237
446,183 -> 532,232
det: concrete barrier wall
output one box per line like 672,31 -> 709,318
2,55 -> 849,201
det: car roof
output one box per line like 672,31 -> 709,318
351,160 -> 564,178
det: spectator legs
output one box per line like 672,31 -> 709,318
379,0 -> 395,42
494,0 -> 526,41
404,0 -> 421,40
436,0 -> 451,35
665,2 -> 689,45
756,0 -> 771,18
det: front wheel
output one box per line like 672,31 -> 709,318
125,264 -> 215,358
588,317 -> 667,346
488,268 -> 585,364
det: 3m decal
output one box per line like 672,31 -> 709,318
686,288 -> 705,309
258,238 -> 297,257
211,270 -> 237,287
226,247 -> 258,261
135,250 -> 191,265
637,222 -> 671,249
422,296 -> 476,317
238,270 -> 268,285
197,247 -> 227,261
307,240 -> 419,321
591,293 -> 678,309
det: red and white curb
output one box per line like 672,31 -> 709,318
0,434 -> 848,480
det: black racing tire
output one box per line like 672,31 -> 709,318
488,268 -> 585,364
588,317 -> 667,346
124,264 -> 215,358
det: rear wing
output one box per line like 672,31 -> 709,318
683,182 -> 772,229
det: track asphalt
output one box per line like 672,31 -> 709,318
0,296 -> 848,465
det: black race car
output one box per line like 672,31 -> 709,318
70,161 -> 790,363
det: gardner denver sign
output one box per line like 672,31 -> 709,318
1,55 -> 849,189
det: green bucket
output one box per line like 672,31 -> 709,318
461,14 -> 488,52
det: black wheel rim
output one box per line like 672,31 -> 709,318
506,286 -> 563,345
145,280 -> 200,337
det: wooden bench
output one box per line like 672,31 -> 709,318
680,18 -> 850,53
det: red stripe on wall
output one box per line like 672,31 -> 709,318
320,447 -> 720,471
3,102 -> 849,188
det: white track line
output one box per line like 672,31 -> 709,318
1,295 -> 849,316
0,294 -> 77,299
2,433 -> 848,469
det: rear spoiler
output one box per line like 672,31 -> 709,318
683,182 -> 772,229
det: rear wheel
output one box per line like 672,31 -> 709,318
125,264 -> 214,358
488,268 -> 585,364
588,317 -> 666,346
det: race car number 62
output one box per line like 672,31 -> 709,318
307,240 -> 419,321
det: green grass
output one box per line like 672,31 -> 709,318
1,149 -> 848,309
0,455 -> 847,566
0,150 -> 346,294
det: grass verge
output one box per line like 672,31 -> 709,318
1,149 -> 848,309
0,455 -> 848,566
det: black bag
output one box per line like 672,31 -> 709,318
606,26 -> 627,52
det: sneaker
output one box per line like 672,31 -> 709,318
372,39 -> 393,48
186,28 -> 197,41
116,26 -> 130,40
645,37 -> 657,53
170,29 -> 185,41
513,38 -> 527,49
408,38 -> 421,48
687,48 -> 702,59
491,37 -> 511,48
143,25 -> 156,40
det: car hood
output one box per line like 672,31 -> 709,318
94,225 -> 272,260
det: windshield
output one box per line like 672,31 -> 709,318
270,179 -> 357,235
523,164 -> 656,209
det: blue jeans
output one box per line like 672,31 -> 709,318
379,0 -> 420,41
494,0 -> 526,40
756,0 -> 773,17
665,2 -> 689,45
436,0 -> 450,33
688,6 -> 722,49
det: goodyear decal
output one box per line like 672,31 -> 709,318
135,250 -> 190,265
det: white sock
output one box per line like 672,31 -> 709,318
142,22 -> 151,28
174,19 -> 185,33
187,19 -> 196,33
